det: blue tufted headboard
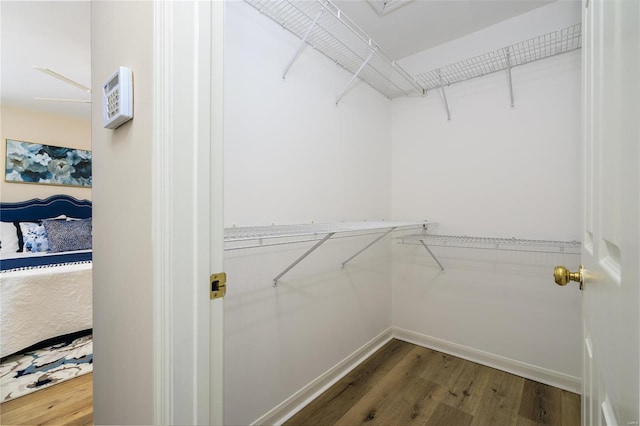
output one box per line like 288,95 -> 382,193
0,195 -> 91,222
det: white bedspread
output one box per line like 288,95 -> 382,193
0,263 -> 92,358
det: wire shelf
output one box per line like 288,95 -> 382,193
226,221 -> 432,285
225,221 -> 432,250
398,233 -> 582,255
245,0 -> 423,99
415,23 -> 582,91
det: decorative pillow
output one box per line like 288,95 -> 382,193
18,222 -> 50,253
0,222 -> 20,253
43,218 -> 92,252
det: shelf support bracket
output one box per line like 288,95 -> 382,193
341,227 -> 396,268
282,5 -> 326,80
273,232 -> 335,286
506,48 -> 515,108
336,47 -> 377,105
419,240 -> 445,271
438,70 -> 451,121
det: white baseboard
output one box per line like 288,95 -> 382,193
392,327 -> 582,394
251,328 -> 394,426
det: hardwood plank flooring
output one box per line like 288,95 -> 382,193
286,338 -> 415,425
0,341 -> 581,426
518,379 -> 563,425
0,373 -> 93,426
286,340 -> 580,426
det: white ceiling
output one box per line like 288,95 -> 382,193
334,0 -> 555,59
1,0 -> 555,120
1,1 -> 91,120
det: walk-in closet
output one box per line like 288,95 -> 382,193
223,1 -> 583,424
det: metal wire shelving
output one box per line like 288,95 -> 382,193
397,233 -> 582,271
415,23 -> 582,119
244,0 -> 423,102
245,1 -> 581,111
225,221 -> 433,285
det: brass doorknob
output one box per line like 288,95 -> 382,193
554,265 -> 584,290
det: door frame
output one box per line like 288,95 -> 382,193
152,1 -> 224,424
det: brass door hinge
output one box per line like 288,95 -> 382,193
210,272 -> 227,299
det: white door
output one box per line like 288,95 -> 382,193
581,0 -> 639,424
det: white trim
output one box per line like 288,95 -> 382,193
392,327 -> 582,393
152,1 -> 213,424
194,2 -> 215,424
210,1 -> 225,424
152,1 -> 173,423
252,328 -> 394,426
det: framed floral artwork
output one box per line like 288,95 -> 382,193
5,139 -> 92,187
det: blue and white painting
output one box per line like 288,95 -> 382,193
5,139 -> 92,187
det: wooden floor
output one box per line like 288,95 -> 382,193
286,339 -> 581,426
0,341 -> 580,426
0,373 -> 93,426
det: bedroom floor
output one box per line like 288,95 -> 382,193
0,372 -> 92,425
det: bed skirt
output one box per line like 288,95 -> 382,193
0,263 -> 92,358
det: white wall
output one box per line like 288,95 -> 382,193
91,2 -> 154,424
224,5 -> 392,226
390,2 -> 583,388
224,2 -> 393,424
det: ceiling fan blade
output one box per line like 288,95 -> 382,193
35,97 -> 91,104
34,66 -> 91,93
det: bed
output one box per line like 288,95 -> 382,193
0,195 -> 92,358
